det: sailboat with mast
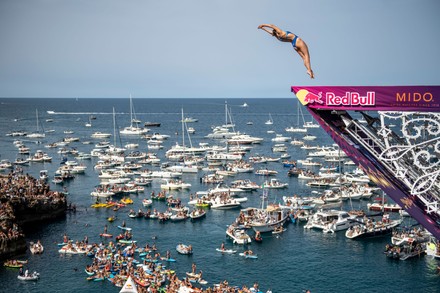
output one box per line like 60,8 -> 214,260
107,107 -> 126,156
285,102 -> 307,133
265,113 -> 274,125
27,109 -> 46,138
205,102 -> 238,139
165,108 -> 206,160
120,95 -> 149,135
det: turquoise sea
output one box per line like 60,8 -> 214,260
0,98 -> 439,293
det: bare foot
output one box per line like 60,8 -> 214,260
307,70 -> 315,79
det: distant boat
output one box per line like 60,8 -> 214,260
265,113 -> 273,125
241,102 -> 248,107
85,116 -> 92,127
180,117 -> 198,123
303,121 -> 320,128
144,122 -> 161,127
120,95 -> 149,135
246,121 -> 253,125
285,101 -> 307,132
26,109 -> 46,138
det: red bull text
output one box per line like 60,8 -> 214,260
326,92 -> 375,106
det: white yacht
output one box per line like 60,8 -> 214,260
160,179 -> 191,190
304,210 -> 358,233
226,226 -> 252,244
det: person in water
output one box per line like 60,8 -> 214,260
258,24 -> 314,79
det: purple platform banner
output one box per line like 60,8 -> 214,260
291,86 -> 440,112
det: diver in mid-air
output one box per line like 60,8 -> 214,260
258,24 -> 314,79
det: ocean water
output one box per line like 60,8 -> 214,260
0,98 -> 439,293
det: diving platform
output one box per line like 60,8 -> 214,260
291,86 -> 440,240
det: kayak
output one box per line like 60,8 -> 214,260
239,253 -> 258,259
118,239 -> 136,244
100,233 -> 113,238
216,248 -> 237,254
117,226 -> 132,231
91,203 -> 108,208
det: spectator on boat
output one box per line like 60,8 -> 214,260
191,262 -> 197,274
244,250 -> 253,255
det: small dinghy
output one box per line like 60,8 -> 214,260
176,244 -> 193,255
18,271 -> 40,281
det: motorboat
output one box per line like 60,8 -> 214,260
298,158 -> 322,166
345,215 -> 402,239
303,121 -> 320,128
244,204 -> 289,233
210,198 -> 241,210
304,210 -> 358,233
271,144 -> 288,152
189,209 -> 206,220
271,134 -> 290,142
144,121 -> 161,127
303,134 -> 317,141
226,226 -> 252,244
180,117 -> 198,123
367,198 -> 402,212
160,179 -> 191,190
255,169 -> 278,176
391,228 -> 431,246
263,178 -> 288,189
384,239 -> 426,261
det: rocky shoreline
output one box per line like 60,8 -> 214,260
0,173 -> 67,260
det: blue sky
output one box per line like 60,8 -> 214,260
0,0 -> 439,98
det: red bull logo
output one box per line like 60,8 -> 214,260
304,92 -> 324,104
295,89 -> 324,105
326,92 -> 375,106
